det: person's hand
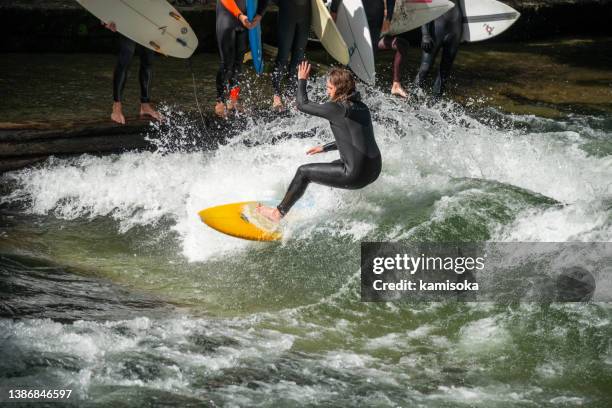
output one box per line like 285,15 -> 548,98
238,14 -> 251,29
381,18 -> 391,34
421,35 -> 433,53
297,61 -> 311,80
331,12 -> 337,21
103,21 -> 117,32
251,14 -> 262,28
307,146 -> 324,155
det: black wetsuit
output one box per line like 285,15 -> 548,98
113,36 -> 154,103
272,0 -> 311,97
331,0 -> 408,84
415,0 -> 462,95
277,79 -> 382,216
215,0 -> 269,102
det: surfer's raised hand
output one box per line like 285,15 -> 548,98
103,21 -> 117,32
297,61 -> 311,80
306,146 -> 324,155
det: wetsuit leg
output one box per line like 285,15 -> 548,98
113,36 -> 136,102
272,17 -> 296,96
377,35 -> 408,83
434,35 -> 460,95
216,19 -> 247,102
277,157 -> 381,216
415,22 -> 442,88
285,19 -> 310,96
364,0 -> 384,51
137,45 -> 154,103
216,24 -> 235,102
228,28 -> 248,92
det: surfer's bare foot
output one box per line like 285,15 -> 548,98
272,95 -> 284,112
140,103 -> 163,122
391,82 -> 409,99
215,101 -> 227,118
111,102 -> 126,125
256,204 -> 282,223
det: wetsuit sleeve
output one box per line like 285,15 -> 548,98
220,0 -> 243,18
256,0 -> 270,16
330,0 -> 341,14
386,0 -> 395,20
296,79 -> 345,120
322,142 -> 338,152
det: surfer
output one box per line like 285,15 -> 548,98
331,0 -> 409,98
271,0 -> 311,111
257,62 -> 382,222
104,22 -> 163,125
415,0 -> 462,96
215,0 -> 269,118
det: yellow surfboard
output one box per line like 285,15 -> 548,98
198,202 -> 282,242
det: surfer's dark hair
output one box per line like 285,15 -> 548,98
328,68 -> 356,102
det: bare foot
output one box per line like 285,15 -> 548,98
272,95 -> 284,112
228,99 -> 244,113
214,101 -> 227,118
140,103 -> 163,122
391,82 -> 409,99
256,204 -> 282,223
111,102 -> 126,125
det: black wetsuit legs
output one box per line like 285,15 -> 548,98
272,0 -> 310,97
113,36 -> 154,103
216,26 -> 248,102
272,19 -> 309,97
415,0 -> 462,95
277,157 -> 381,215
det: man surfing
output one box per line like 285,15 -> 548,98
257,62 -> 382,222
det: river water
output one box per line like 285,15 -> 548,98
1,51 -> 612,406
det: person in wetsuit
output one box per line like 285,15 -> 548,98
215,0 -> 269,118
104,22 -> 162,125
330,0 -> 409,98
415,0 -> 462,96
257,62 -> 382,222
271,0 -> 311,111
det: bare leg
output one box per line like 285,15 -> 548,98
378,35 -> 409,98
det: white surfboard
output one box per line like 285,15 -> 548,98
311,0 -> 350,65
76,0 -> 198,58
335,0 -> 375,84
386,0 -> 455,36
460,0 -> 520,42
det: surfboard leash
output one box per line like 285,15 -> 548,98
187,57 -> 206,129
